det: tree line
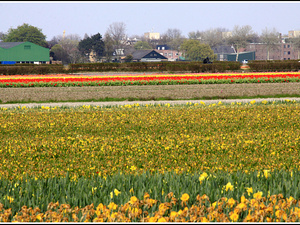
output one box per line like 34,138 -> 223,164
1,23 -> 300,64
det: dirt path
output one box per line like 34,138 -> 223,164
1,83 -> 300,103
1,82 -> 300,108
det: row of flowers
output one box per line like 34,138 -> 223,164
1,193 -> 299,222
0,72 -> 300,87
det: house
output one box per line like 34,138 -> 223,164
246,43 -> 298,60
211,45 -> 235,61
156,45 -> 170,50
131,50 -> 168,62
226,51 -> 256,62
155,45 -> 184,61
288,30 -> 300,38
144,32 -> 160,40
0,41 -> 50,64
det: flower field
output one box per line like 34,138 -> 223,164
1,100 -> 300,222
1,71 -> 300,87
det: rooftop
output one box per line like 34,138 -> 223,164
0,42 -> 25,49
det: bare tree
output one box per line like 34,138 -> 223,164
65,33 -> 82,42
202,28 -> 223,48
104,22 -> 127,60
260,27 -> 281,60
161,28 -> 185,51
188,30 -> 203,40
290,37 -> 300,59
50,33 -> 83,64
103,32 -> 115,62
188,27 -> 229,48
228,25 -> 256,61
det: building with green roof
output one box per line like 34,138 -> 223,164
0,41 -> 49,64
226,51 -> 255,63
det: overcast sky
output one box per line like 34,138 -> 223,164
1,1 -> 300,41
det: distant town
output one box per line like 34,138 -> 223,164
0,23 -> 300,65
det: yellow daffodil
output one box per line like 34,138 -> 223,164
114,189 -> 121,196
180,193 -> 190,202
246,187 -> 253,196
225,182 -> 234,191
253,191 -> 263,199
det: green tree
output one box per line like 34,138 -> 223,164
78,33 -> 105,61
50,44 -> 67,61
3,23 -> 47,47
0,31 -> 6,41
124,54 -> 133,62
180,39 -> 216,61
134,41 -> 152,50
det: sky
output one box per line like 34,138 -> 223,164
1,1 -> 300,41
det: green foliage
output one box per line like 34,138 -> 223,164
50,44 -> 68,62
180,40 -> 217,61
124,54 -> 133,62
50,38 -> 82,64
134,41 -> 152,50
3,23 -> 47,47
78,33 -> 105,59
0,170 -> 299,216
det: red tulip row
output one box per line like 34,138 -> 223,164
1,72 -> 300,88
1,73 -> 300,84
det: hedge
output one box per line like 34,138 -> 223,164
1,60 -> 299,75
0,64 -> 65,75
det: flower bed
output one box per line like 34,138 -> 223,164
1,72 -> 300,87
1,102 -> 300,222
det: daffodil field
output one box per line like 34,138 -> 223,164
1,100 -> 300,222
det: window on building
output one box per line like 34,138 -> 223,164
157,47 -> 160,50
154,54 -> 157,56
288,51 -> 290,55
284,45 -> 286,48
162,47 -> 165,50
288,58 -> 290,60
284,51 -> 286,55
164,53 -> 167,56
288,45 -> 290,48
284,58 -> 286,60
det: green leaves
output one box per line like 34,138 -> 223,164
3,23 -> 47,47
1,170 -> 300,216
